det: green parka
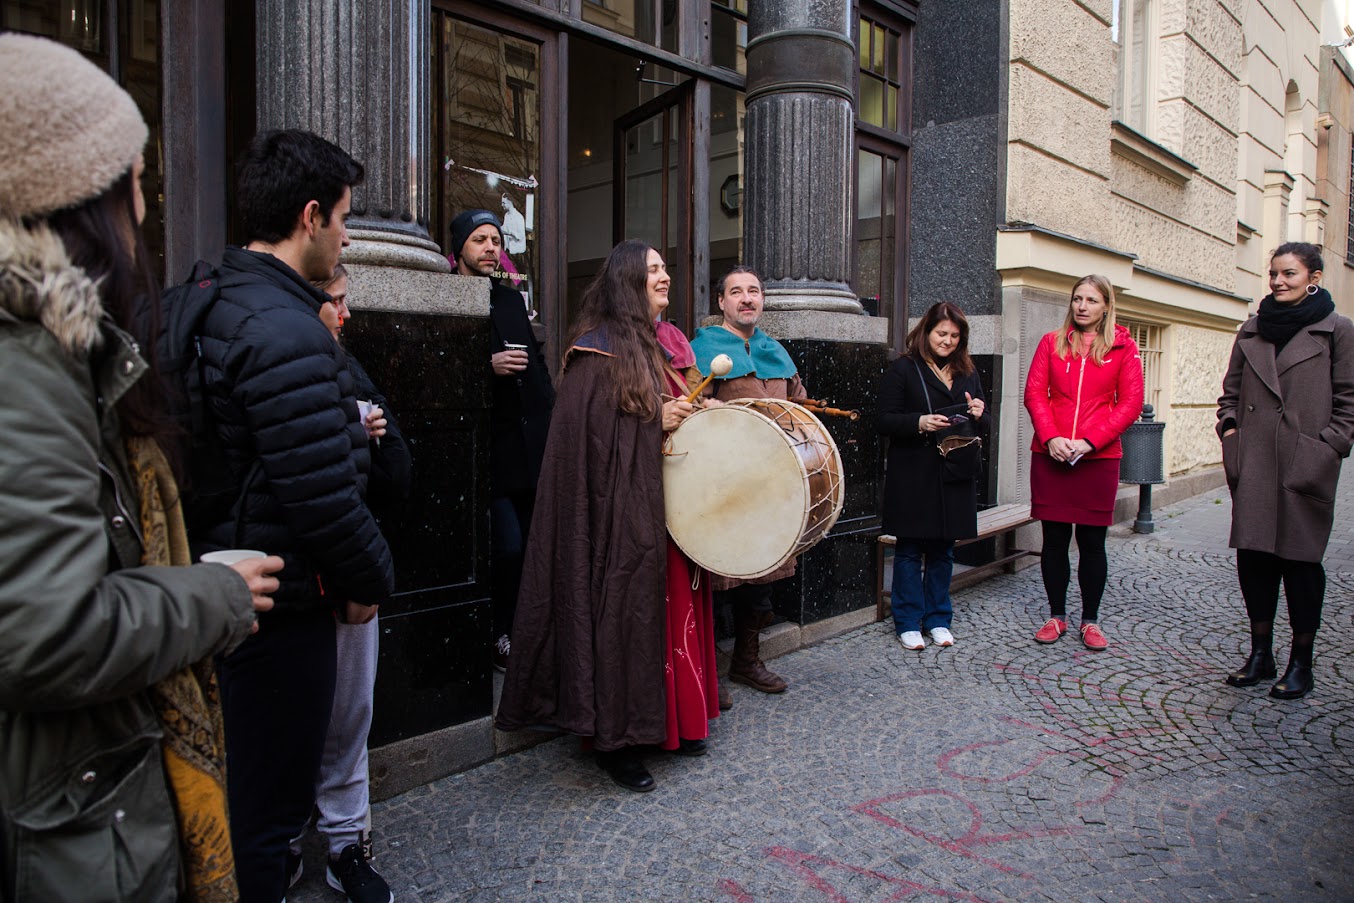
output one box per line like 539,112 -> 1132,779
0,220 -> 256,901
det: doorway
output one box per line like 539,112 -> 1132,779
566,38 -> 695,334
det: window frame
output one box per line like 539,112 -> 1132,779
852,1 -> 914,346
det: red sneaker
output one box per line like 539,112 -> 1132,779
1034,617 -> 1067,644
1080,623 -> 1109,651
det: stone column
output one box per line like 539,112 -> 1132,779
256,0 -> 449,272
743,0 -> 861,314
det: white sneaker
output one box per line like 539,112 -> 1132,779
929,627 -> 955,647
897,630 -> 926,651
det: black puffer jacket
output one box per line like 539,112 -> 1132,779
178,248 -> 394,612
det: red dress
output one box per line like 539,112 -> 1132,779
658,325 -> 720,748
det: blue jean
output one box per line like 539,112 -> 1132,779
890,538 -> 955,634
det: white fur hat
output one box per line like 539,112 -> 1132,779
0,33 -> 148,219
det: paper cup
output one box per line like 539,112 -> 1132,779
201,549 -> 267,566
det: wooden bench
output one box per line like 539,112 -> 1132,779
874,503 -> 1040,622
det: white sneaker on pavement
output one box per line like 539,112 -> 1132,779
929,627 -> 955,647
897,630 -> 926,651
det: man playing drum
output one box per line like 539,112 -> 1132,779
690,266 -> 808,702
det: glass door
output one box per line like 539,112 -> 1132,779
613,81 -> 695,333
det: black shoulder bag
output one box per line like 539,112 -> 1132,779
912,359 -> 983,483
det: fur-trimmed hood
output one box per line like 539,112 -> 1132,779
0,217 -> 104,357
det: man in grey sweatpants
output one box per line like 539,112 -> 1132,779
290,266 -> 412,903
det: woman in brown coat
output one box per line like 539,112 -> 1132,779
1217,242 -> 1354,699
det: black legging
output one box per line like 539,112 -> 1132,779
1236,548 -> 1325,634
1040,520 -> 1108,622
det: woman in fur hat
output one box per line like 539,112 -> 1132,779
0,34 -> 281,901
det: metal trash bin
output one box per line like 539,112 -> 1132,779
1120,405 -> 1165,532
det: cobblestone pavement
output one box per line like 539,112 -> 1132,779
292,472 -> 1354,902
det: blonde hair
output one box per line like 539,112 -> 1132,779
1055,274 -> 1116,364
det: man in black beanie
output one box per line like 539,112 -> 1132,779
450,209 -> 554,672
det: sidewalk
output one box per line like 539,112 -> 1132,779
292,473 -> 1354,902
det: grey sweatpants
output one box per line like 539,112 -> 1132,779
292,616 -> 379,859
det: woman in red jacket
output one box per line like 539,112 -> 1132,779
1024,275 -> 1144,650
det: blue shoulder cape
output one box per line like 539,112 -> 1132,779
689,325 -> 797,379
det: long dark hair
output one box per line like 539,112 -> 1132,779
43,169 -> 166,440
564,240 -> 666,420
903,301 -> 975,376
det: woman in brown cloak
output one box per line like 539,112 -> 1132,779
496,240 -> 720,792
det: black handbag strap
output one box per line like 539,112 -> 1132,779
910,358 -> 935,415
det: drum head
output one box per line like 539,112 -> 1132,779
664,405 -> 810,579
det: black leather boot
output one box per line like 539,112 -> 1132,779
1225,646 -> 1276,687
596,748 -> 655,792
1269,642 -> 1314,700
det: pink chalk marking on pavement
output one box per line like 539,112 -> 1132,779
763,846 -> 999,903
717,878 -> 754,902
851,789 -> 1077,879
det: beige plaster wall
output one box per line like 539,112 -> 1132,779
1318,50 -> 1354,318
1005,0 -> 1114,239
1236,0 -> 1323,299
1167,324 -> 1236,472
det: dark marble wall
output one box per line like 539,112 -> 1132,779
343,311 -> 493,746
768,338 -> 891,623
908,0 -> 1006,319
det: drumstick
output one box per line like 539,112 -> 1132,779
685,353 -> 733,403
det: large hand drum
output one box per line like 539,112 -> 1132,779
664,399 -> 845,579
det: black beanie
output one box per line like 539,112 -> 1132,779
450,209 -> 503,263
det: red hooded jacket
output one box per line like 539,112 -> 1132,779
1025,323 -> 1145,460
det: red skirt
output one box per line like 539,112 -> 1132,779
1030,452 -> 1120,527
662,540 -> 720,749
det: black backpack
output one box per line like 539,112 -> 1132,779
157,261 -> 238,501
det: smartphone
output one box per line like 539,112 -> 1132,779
503,342 -> 528,352
947,414 -> 969,425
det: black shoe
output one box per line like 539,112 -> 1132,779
1225,648 -> 1276,687
1269,657 -> 1313,700
596,749 -> 656,792
327,842 -> 393,903
491,634 -> 510,673
673,738 -> 707,757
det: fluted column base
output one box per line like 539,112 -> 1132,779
345,228 -> 451,272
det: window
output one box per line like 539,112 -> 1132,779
1122,319 -> 1163,415
1112,0 -> 1156,135
857,14 -> 903,133
711,0 -> 747,76
581,0 -> 676,53
2,0 -> 165,277
854,5 -> 911,339
1347,140 -> 1354,264
433,15 -> 543,313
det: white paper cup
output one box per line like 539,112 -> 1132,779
200,549 -> 267,566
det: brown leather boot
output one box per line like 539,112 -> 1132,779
728,608 -> 788,693
717,681 -> 733,710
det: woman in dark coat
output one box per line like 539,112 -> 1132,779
878,302 -> 988,650
1217,241 -> 1354,699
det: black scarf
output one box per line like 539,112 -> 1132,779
1257,287 -> 1335,351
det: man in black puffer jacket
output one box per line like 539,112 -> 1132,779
171,129 -> 395,903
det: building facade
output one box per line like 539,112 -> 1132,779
8,0 -> 1352,792
1,0 -> 915,793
